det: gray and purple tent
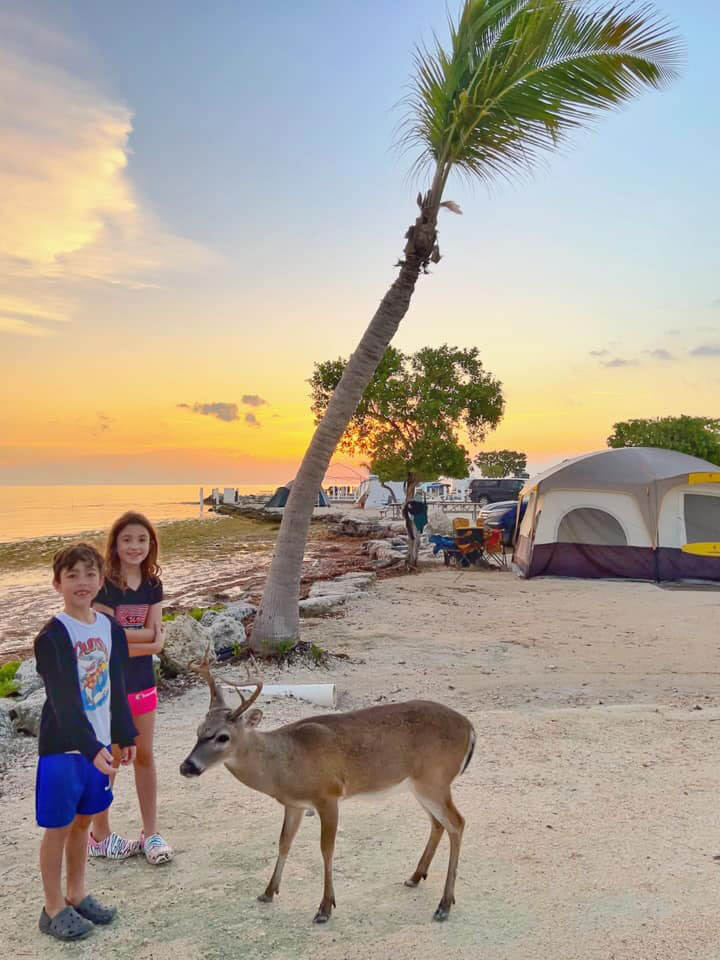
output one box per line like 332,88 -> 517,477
514,447 -> 720,582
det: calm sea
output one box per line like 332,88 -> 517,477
0,484 -> 273,543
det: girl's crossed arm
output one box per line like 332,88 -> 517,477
94,601 -> 164,657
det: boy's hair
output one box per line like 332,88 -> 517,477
104,511 -> 161,588
52,542 -> 104,582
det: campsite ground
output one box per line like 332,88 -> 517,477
2,567 -> 720,959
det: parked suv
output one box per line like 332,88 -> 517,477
469,477 -> 525,505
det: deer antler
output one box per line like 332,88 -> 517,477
228,681 -> 264,720
189,643 -> 225,707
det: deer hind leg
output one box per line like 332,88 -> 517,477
405,808 -> 444,887
313,798 -> 339,924
258,805 -> 304,903
412,783 -> 465,922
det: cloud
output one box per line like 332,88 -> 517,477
644,349 -> 675,362
601,357 -> 635,368
241,394 -> 267,407
245,413 -> 261,427
589,349 -> 609,357
690,344 -> 720,357
178,402 -> 240,422
665,329 -> 682,336
0,311 -> 54,336
0,19 -> 214,336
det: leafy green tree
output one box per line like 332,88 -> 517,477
608,416 -> 720,463
474,450 -> 527,478
310,346 -> 504,566
250,0 -> 681,651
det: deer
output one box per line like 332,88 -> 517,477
179,655 -> 476,925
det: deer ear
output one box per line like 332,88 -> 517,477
243,708 -> 263,728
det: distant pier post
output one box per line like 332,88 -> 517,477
199,487 -> 204,515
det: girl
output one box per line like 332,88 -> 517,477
88,512 -> 173,865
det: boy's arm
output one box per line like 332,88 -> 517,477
109,622 -> 138,747
34,626 -> 106,764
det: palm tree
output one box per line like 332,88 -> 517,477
250,0 -> 681,651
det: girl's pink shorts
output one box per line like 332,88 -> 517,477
128,686 -> 158,717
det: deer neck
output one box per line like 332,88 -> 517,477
224,728 -> 287,800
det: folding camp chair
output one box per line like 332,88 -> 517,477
482,528 -> 507,567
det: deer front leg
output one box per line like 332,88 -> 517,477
258,806 -> 304,903
313,799 -> 339,923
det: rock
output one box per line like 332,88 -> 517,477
9,688 -> 46,736
0,703 -> 15,742
201,601 -> 256,629
160,616 -> 216,675
334,516 -> 396,539
206,614 -> 246,655
224,601 -> 257,623
309,581 -> 356,599
15,657 -> 44,698
334,571 -> 376,585
373,544 -> 406,568
299,595 -> 348,618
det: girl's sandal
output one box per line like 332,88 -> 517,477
142,832 -> 174,865
39,906 -> 93,941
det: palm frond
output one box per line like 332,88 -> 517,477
397,0 -> 683,186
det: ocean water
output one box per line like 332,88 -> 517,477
0,484 -> 273,543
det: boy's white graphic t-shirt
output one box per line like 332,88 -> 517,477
56,611 -> 113,748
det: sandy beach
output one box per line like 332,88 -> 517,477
2,566 -> 720,959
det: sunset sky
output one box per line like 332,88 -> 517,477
1,0 -> 718,486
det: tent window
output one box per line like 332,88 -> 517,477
557,508 -> 627,546
684,494 -> 720,544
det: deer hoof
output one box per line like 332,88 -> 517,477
433,904 -> 451,922
313,911 -> 331,924
257,893 -> 274,903
404,878 -> 419,888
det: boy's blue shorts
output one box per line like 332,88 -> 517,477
36,752 -> 113,828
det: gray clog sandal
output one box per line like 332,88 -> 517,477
72,895 -> 117,925
39,906 -> 93,941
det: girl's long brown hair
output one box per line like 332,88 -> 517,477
104,511 -> 161,588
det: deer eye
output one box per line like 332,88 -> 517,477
216,733 -> 230,744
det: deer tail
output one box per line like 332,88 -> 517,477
461,726 -> 476,775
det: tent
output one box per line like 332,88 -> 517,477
514,447 -> 720,582
266,480 -> 331,509
353,475 -> 405,509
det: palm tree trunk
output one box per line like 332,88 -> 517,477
250,205 -> 440,651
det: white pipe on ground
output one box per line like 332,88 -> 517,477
235,683 -> 337,708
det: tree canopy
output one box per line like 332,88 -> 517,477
310,345 -> 504,485
474,449 -> 527,478
607,416 -> 720,464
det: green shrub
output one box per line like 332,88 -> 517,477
0,660 -> 21,698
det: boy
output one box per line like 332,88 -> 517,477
34,543 -> 138,941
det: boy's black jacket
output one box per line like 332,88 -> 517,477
34,616 -> 138,762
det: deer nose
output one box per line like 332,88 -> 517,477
180,757 -> 202,777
